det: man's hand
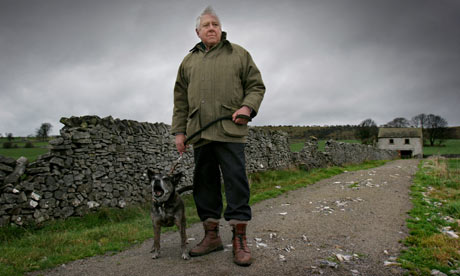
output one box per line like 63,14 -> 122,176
175,134 -> 187,154
232,106 -> 251,125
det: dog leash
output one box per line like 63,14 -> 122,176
168,114 -> 251,175
184,114 -> 251,145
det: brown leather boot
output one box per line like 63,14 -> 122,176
189,220 -> 224,257
232,224 -> 252,266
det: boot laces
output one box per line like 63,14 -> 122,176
236,234 -> 249,253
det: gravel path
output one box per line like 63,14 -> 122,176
30,159 -> 419,276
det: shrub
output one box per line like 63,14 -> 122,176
3,141 -> 13,149
24,141 -> 34,148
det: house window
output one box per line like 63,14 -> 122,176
405,139 -> 410,145
389,139 -> 394,144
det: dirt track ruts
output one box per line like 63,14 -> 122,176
29,159 -> 419,276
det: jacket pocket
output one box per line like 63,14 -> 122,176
186,106 -> 201,144
221,104 -> 248,138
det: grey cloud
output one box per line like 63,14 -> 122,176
1,0 -> 459,136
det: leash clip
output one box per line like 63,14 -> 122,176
169,155 -> 183,175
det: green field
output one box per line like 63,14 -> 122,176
0,138 -> 49,162
423,139 -> 460,155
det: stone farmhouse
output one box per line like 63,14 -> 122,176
377,127 -> 423,158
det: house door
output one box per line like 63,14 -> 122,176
400,150 -> 412,159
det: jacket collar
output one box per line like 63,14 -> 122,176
190,31 -> 231,53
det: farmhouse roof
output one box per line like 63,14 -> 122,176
378,128 -> 423,138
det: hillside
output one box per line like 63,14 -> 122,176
255,125 -> 460,141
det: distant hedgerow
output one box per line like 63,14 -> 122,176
24,141 -> 34,148
3,141 -> 13,149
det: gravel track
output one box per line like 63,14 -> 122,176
29,159 -> 419,276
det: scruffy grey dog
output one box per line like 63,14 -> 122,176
147,170 -> 192,260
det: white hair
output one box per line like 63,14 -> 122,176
195,6 -> 221,30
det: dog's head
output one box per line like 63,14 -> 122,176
147,170 -> 183,203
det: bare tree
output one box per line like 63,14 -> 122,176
411,113 -> 428,129
385,117 -> 410,128
425,114 -> 448,146
36,123 -> 53,141
355,118 -> 378,145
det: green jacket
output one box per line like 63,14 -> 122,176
171,32 -> 265,146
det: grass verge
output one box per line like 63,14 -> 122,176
399,158 -> 460,275
0,160 -> 387,276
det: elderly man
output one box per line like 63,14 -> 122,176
171,6 -> 265,266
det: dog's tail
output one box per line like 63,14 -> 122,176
176,185 -> 193,194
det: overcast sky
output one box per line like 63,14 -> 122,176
1,0 -> 459,136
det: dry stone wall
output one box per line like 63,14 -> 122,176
0,116 -> 396,227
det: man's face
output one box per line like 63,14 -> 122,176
196,14 -> 222,49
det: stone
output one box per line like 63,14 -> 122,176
87,201 -> 100,209
31,192 -> 41,201
0,155 -> 16,165
4,194 -> 18,204
0,163 -> 14,173
22,181 -> 35,192
46,176 -> 59,191
63,175 -> 75,186
320,260 -> 338,268
27,167 -> 50,174
54,190 -> 67,200
75,205 -> 89,216
71,199 -> 81,207
103,185 -> 113,193
60,207 -> 74,218
39,200 -> 49,208
11,215 -> 23,225
118,199 -> 127,208
49,137 -> 64,146
50,157 -> 65,167
0,170 -> 5,182
29,200 -> 38,208
384,261 -> 400,266
33,210 -> 42,219
4,157 -> 28,184
72,131 -> 91,140
336,253 -> 352,262
431,269 -> 447,276
93,170 -> 106,179
18,192 -> 27,203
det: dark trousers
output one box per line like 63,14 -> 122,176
193,142 -> 251,222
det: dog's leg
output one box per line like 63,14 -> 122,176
151,221 -> 161,259
177,216 -> 190,260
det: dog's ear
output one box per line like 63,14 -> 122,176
171,172 -> 184,186
147,169 -> 156,181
